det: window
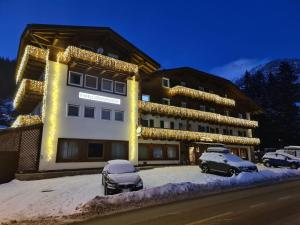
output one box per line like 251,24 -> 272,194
138,144 -> 148,160
115,81 -> 126,95
206,126 -> 210,132
238,113 -> 243,119
162,77 -> 170,87
229,130 -> 233,135
142,94 -> 150,102
141,119 -> 149,127
59,140 -> 79,160
160,120 -> 164,128
210,108 -> 215,113
216,128 -> 219,134
243,131 -> 247,137
84,106 -> 95,118
153,145 -> 163,159
170,121 -> 175,129
88,143 -> 103,158
111,142 -> 127,159
101,78 -> 113,92
67,104 -> 80,117
198,125 -> 205,132
107,53 -> 119,59
84,75 -> 98,89
181,102 -> 187,108
167,146 -> 177,159
179,123 -> 184,130
223,129 -> 228,135
68,71 -> 83,86
101,109 -> 111,120
115,111 -> 124,121
200,105 -> 206,111
149,119 -> 154,127
180,81 -> 186,86
198,86 -> 204,91
162,98 -> 170,105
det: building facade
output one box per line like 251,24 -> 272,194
12,24 -> 260,172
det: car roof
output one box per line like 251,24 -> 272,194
107,159 -> 131,165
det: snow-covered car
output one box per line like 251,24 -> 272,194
199,147 -> 258,176
101,160 -> 143,195
262,152 -> 300,169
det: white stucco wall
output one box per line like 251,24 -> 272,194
39,61 -> 138,171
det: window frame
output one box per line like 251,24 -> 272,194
68,71 -> 83,87
84,106 -> 95,119
162,77 -> 170,88
114,81 -> 126,95
67,104 -> 80,117
84,74 -> 98,90
87,142 -> 104,159
101,78 -> 114,93
142,94 -> 150,102
101,108 -> 111,120
114,110 -> 124,122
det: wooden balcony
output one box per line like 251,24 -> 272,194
139,127 -> 260,146
57,46 -> 138,76
139,101 -> 258,128
11,115 -> 42,128
16,45 -> 48,83
13,79 -> 44,114
166,86 -> 235,107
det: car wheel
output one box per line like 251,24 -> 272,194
228,168 -> 238,177
264,161 -> 271,168
201,164 -> 209,173
291,163 -> 298,169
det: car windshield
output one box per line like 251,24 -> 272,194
223,154 -> 243,162
107,163 -> 136,174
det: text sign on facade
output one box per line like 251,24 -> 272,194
79,92 -> 121,105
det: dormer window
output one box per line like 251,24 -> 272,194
162,77 -> 170,88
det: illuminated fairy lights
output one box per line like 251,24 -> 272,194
13,79 -> 44,110
167,86 -> 236,107
139,101 -> 258,128
57,46 -> 138,75
16,45 -> 48,83
140,127 -> 260,146
11,115 -> 42,128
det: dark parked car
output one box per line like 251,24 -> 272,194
102,160 -> 143,195
199,147 -> 258,176
262,152 -> 300,169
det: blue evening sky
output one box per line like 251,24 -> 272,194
0,0 -> 300,80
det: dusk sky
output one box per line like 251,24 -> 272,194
1,0 -> 300,80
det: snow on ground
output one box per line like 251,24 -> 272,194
0,166 -> 299,223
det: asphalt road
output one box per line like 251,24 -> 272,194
77,180 -> 300,225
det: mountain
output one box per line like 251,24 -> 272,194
249,59 -> 300,82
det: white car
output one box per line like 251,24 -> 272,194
101,160 -> 143,195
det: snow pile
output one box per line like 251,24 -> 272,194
0,166 -> 299,223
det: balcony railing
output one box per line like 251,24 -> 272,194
139,101 -> 258,128
13,79 -> 44,113
57,46 -> 138,76
11,115 -> 42,128
140,127 -> 260,146
166,86 -> 235,107
16,45 -> 49,83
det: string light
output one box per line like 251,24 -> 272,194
167,86 -> 235,107
140,127 -> 260,145
13,79 -> 44,110
139,101 -> 258,128
11,115 -> 42,128
57,46 -> 138,75
16,45 -> 48,84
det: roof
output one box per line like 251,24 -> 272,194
151,67 -> 262,113
16,24 -> 160,72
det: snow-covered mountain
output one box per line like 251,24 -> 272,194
249,59 -> 300,81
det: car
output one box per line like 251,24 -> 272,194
101,160 -> 143,195
199,147 -> 258,176
262,152 -> 300,169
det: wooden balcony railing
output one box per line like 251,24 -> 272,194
166,86 -> 235,107
57,46 -> 138,75
139,101 -> 258,128
140,127 -> 260,146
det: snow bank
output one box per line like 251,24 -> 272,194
0,166 -> 299,223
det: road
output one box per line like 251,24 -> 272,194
77,180 -> 300,225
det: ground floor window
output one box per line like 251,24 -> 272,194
138,143 -> 179,161
88,143 -> 103,158
59,140 -> 79,161
111,142 -> 127,159
138,144 -> 148,160
153,145 -> 163,159
167,146 -> 177,159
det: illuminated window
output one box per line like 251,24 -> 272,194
101,109 -> 111,120
84,75 -> 98,89
162,98 -> 170,105
84,106 -> 95,118
114,81 -> 126,95
68,71 -> 83,87
142,94 -> 150,102
115,111 -> 124,121
162,77 -> 170,87
101,78 -> 113,92
67,104 -> 80,117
